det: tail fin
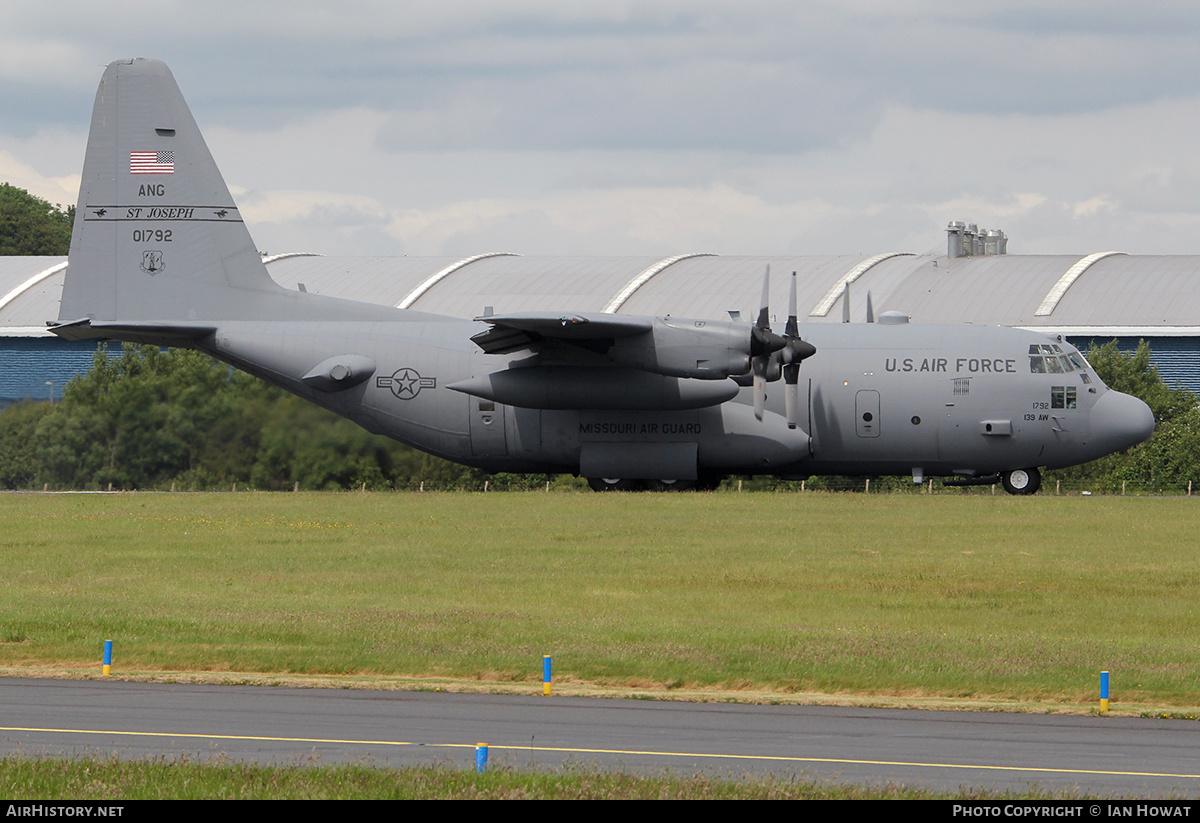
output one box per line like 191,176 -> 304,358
60,58 -> 285,323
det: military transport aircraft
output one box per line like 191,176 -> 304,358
51,59 -> 1156,493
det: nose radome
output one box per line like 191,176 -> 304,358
1091,390 -> 1155,453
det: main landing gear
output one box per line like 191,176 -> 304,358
586,477 -> 642,492
585,471 -> 1045,494
1001,467 -> 1042,496
585,474 -> 724,492
645,479 -> 695,492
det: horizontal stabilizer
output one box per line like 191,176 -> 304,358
49,318 -> 216,345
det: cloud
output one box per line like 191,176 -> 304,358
0,149 -> 79,209
8,3 -> 1200,258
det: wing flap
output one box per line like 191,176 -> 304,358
471,312 -> 652,353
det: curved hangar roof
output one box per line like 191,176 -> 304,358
2,250 -> 1199,336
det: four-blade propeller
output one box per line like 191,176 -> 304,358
750,266 -> 817,427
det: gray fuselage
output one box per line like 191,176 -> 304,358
199,314 -> 1152,483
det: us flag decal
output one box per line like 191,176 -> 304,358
130,150 -> 175,174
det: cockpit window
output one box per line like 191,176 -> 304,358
1051,386 -> 1078,409
1029,345 -> 1045,373
1030,344 -> 1081,374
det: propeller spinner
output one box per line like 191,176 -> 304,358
750,267 -> 816,426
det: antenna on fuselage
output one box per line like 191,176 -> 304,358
841,283 -> 876,323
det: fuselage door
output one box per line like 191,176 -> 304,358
855,390 -> 880,438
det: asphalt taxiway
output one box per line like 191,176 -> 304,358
0,678 -> 1196,796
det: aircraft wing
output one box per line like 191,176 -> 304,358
469,309 -> 766,381
470,312 -> 652,354
464,289 -> 815,424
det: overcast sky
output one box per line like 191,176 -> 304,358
5,1 -> 1200,258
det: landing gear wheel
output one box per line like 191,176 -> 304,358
646,479 -> 695,492
586,477 -> 642,492
1001,467 -> 1041,496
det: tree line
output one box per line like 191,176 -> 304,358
0,340 -> 1194,493
0,184 -> 73,255
1044,340 -> 1200,494
0,345 -> 555,491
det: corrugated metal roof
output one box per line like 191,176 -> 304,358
1048,255 -> 1200,326
884,255 -> 1078,325
1,251 -> 1198,330
403,256 -> 663,317
0,256 -> 68,328
602,253 -> 717,313
263,255 -> 464,307
618,255 -> 872,322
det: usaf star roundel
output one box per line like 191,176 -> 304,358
377,368 -> 436,400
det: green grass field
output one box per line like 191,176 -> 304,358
0,755 -> 1114,800
0,758 -> 1108,801
2,491 -> 1198,708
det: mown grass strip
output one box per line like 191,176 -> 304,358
1,492 -> 1197,704
0,755 -> 1146,800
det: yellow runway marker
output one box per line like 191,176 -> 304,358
0,725 -> 1197,781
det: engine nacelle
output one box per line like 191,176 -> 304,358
607,318 -> 753,380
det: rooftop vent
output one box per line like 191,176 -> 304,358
946,221 -> 1007,258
